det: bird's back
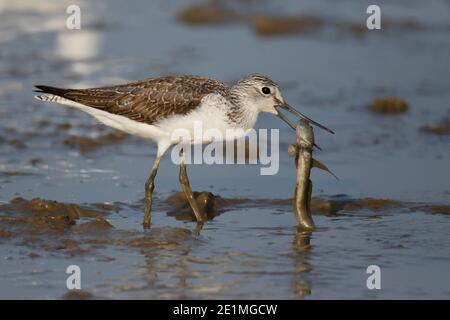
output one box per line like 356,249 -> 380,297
35,75 -> 230,125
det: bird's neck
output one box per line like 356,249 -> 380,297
226,89 -> 260,130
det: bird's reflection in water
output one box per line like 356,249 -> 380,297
292,227 -> 313,298
129,228 -> 198,298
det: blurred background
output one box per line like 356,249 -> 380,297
0,0 -> 449,299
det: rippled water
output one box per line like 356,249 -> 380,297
0,0 -> 449,299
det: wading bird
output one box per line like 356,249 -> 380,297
34,74 -> 333,228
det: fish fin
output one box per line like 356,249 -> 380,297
312,158 -> 339,180
288,144 -> 297,157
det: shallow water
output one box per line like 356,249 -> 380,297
0,0 -> 449,299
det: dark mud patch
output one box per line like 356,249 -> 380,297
344,19 -> 425,37
43,238 -> 93,256
63,131 -> 127,153
0,171 -> 33,177
1,197 -> 114,218
165,191 -> 224,221
340,198 -> 402,211
252,15 -> 323,37
72,218 -> 114,234
62,290 -> 93,300
345,22 -> 368,37
29,158 -> 43,166
0,136 -> 27,149
0,228 -> 14,238
177,3 -> 239,26
419,119 -> 450,135
368,97 -> 409,114
56,122 -> 72,131
411,205 -> 450,215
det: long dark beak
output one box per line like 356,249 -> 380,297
276,108 -> 323,150
276,109 -> 296,130
276,103 -> 334,134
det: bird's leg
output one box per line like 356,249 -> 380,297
194,222 -> 204,237
143,155 -> 162,229
179,148 -> 207,223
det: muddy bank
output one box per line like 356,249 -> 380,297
1,194 -> 448,263
0,197 -> 116,238
0,196 -> 197,255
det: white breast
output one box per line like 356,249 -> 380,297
154,93 -> 251,144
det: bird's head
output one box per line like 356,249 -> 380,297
232,74 -> 334,134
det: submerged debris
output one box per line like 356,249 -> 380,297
177,4 -> 238,26
166,191 -> 221,221
62,290 -> 93,300
0,136 -> 27,149
411,205 -> 450,215
345,22 -> 367,36
368,97 -> 409,114
253,15 -> 323,37
341,198 -> 401,211
63,131 -> 127,152
0,228 -> 13,238
0,171 -> 33,177
419,119 -> 450,135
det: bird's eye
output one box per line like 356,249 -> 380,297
261,87 -> 271,95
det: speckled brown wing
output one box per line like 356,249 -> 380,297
35,75 -> 229,125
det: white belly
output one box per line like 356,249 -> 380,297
154,102 -> 249,145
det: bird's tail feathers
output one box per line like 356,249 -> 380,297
34,85 -> 70,103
